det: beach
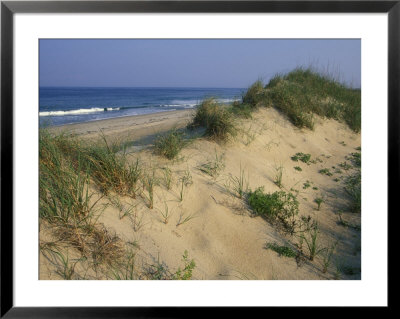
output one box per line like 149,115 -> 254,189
49,109 -> 194,143
41,105 -> 361,280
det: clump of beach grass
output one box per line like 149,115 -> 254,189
198,150 -> 225,178
178,169 -> 193,201
189,98 -> 237,143
85,136 -> 142,198
225,164 -> 249,199
242,80 -> 265,107
263,67 -> 361,131
154,129 -> 187,160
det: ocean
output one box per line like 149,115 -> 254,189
39,87 -> 245,126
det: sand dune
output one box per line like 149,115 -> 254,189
41,107 -> 361,280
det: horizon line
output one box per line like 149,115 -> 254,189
39,85 -> 247,89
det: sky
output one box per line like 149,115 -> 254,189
39,39 -> 361,88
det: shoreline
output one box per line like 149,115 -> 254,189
48,109 -> 194,142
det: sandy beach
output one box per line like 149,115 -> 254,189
49,109 -> 194,143
41,106 -> 361,280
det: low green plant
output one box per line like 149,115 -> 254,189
265,242 -> 297,258
314,197 -> 324,210
198,151 -> 225,178
338,161 -> 352,170
154,129 -> 187,160
291,152 -> 311,164
294,166 -> 302,172
247,187 -> 299,233
319,168 -> 333,176
173,250 -> 196,280
303,181 -> 311,189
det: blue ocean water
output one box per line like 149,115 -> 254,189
39,87 -> 245,126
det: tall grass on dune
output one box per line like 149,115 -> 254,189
85,136 -> 141,197
189,98 -> 237,143
39,130 -> 95,224
263,68 -> 361,132
242,80 -> 265,107
154,129 -> 187,160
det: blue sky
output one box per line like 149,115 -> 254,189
39,39 -> 361,88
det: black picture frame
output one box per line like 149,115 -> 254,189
1,1 -> 396,317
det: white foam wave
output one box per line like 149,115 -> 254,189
39,107 -> 120,116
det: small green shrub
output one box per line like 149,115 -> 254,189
294,166 -> 302,171
173,250 -> 196,280
303,181 -> 311,189
291,152 -> 311,164
319,168 -> 333,176
265,242 -> 297,258
247,187 -> 299,233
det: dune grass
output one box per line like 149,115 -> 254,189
263,68 -> 361,131
189,98 -> 237,143
154,129 -> 187,160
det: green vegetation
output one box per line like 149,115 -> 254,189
320,241 -> 338,273
225,164 -> 249,199
294,166 -> 302,172
154,129 -> 187,159
242,80 -> 265,107
273,163 -> 284,188
176,211 -> 196,227
189,98 -> 237,143
314,197 -> 324,210
198,151 -> 225,178
247,187 -> 299,233
337,212 -> 361,231
173,250 -> 196,280
178,169 -> 193,201
291,152 -> 311,164
301,224 -> 324,261
264,68 -> 361,131
230,101 -> 253,119
265,242 -> 297,258
303,181 -> 311,189
319,168 -> 333,176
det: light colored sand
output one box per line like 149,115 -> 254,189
49,109 -> 194,144
41,108 -> 361,280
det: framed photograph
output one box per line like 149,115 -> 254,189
1,0 -> 395,316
